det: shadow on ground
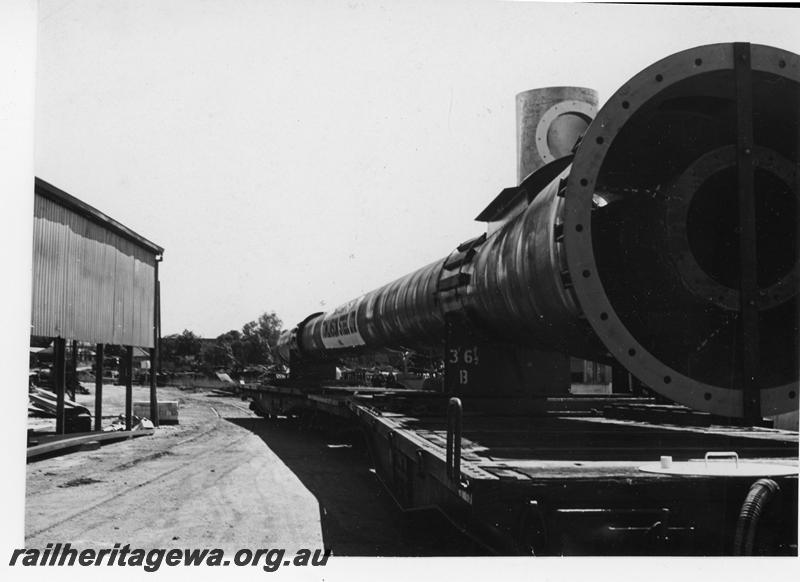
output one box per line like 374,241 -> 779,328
226,416 -> 484,556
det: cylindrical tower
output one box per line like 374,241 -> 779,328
516,86 -> 597,182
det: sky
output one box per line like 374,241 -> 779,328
32,0 -> 800,340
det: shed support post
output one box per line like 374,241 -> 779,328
69,339 -> 78,400
149,348 -> 159,427
152,261 -> 161,427
94,344 -> 104,431
125,346 -> 133,431
54,337 -> 66,435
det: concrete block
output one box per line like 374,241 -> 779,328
133,400 -> 179,424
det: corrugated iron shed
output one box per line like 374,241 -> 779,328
31,178 -> 163,348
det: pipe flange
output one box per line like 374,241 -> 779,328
563,42 -> 800,417
664,144 -> 798,311
535,100 -> 596,163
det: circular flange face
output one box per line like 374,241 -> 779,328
563,43 -> 800,417
535,100 -> 596,163
664,144 -> 799,312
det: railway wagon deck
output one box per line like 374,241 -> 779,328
242,384 -> 799,555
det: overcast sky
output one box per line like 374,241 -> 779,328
34,0 -> 800,338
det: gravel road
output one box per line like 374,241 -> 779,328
26,385 -> 480,556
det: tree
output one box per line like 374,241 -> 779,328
200,341 -> 236,370
160,329 -> 202,369
174,329 -> 202,357
201,329 -> 243,372
163,313 -> 284,374
239,311 -> 283,366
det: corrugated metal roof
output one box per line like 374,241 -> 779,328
35,178 -> 164,255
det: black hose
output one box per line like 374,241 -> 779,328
733,478 -> 781,555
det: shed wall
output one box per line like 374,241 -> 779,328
31,194 -> 156,347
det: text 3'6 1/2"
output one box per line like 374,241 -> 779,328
448,346 -> 479,385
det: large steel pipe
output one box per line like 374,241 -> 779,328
279,43 -> 799,418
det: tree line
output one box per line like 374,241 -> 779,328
160,311 -> 283,374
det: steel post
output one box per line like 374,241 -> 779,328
54,337 -> 66,434
94,343 -> 103,431
125,345 -> 133,431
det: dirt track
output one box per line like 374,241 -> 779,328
26,386 -> 478,556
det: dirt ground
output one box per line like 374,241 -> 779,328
25,384 -> 479,556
